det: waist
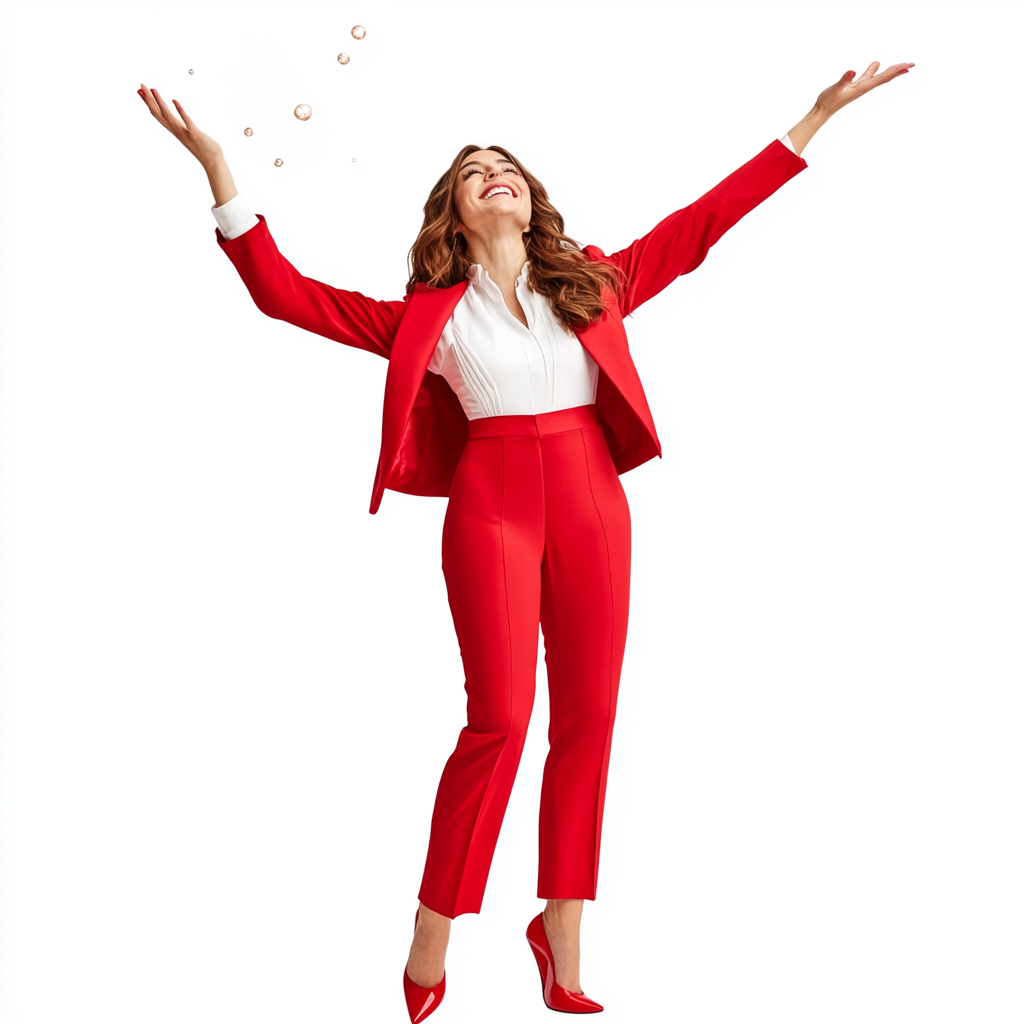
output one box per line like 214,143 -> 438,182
466,404 -> 602,440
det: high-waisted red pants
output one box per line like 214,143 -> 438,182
417,404 -> 631,919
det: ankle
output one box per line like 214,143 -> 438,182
416,907 -> 451,938
543,899 -> 583,927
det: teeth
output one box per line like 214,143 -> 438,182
483,186 -> 512,199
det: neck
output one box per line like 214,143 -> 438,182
462,228 -> 529,294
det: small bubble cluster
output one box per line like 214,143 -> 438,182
236,29 -> 368,166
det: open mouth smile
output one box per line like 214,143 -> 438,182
480,184 -> 517,200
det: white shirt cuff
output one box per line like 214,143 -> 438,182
779,132 -> 799,156
212,193 -> 259,240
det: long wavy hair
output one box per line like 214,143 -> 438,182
405,144 -> 626,331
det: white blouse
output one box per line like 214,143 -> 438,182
213,133 -> 802,419
425,260 -> 599,418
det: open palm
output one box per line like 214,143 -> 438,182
817,61 -> 915,116
137,83 -> 223,167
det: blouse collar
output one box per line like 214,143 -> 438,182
466,261 -> 531,289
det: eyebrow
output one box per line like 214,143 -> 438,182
460,157 -> 517,170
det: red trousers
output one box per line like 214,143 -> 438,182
417,404 -> 631,918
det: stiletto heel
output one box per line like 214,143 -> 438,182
526,912 -> 604,1013
403,908 -> 446,1023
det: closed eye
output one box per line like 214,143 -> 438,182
462,164 -> 519,180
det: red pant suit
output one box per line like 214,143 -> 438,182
214,139 -> 808,918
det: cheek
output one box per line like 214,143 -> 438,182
454,189 -> 474,225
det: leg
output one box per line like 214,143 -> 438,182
405,901 -> 451,989
541,897 -> 585,994
538,423 -> 631,898
537,423 -> 631,991
417,435 -> 545,919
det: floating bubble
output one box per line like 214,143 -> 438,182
189,69 -> 194,74
244,127 -> 253,136
294,104 -> 312,120
274,158 -> 284,167
351,157 -> 357,162
351,25 -> 366,39
337,52 -> 350,64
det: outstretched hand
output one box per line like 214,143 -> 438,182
815,62 -> 914,117
137,83 -> 224,168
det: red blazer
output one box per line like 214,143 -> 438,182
215,138 -> 807,513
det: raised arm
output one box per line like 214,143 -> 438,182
210,200 -> 406,359
595,61 -> 914,317
137,84 -> 406,359
593,137 -> 808,316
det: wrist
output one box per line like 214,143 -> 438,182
786,106 -> 830,158
204,155 -> 238,209
201,150 -> 227,174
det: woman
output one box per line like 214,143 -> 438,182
138,58 -> 912,1020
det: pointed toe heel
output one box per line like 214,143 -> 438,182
403,966 -> 446,1023
403,908 -> 447,1023
526,912 -> 604,1014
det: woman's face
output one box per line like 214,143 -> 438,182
453,149 -> 532,241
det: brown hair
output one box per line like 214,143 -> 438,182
405,144 -> 626,331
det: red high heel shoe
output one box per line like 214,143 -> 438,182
403,908 -> 446,1023
526,912 -> 604,1013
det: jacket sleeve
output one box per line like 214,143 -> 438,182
593,138 -> 808,317
214,214 -> 407,359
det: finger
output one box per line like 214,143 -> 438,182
138,83 -> 168,122
137,83 -> 156,112
138,84 -> 171,128
139,82 -> 160,108
173,98 -> 198,131
857,61 -> 881,82
867,62 -> 914,88
150,87 -> 185,132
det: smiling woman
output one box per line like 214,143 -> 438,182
136,57 -> 913,1023
407,144 -> 626,330
209,131 -> 807,1018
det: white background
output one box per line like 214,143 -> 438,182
1,0 -> 1021,1021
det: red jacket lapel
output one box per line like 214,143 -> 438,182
573,283 -> 661,466
371,280 -> 469,511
